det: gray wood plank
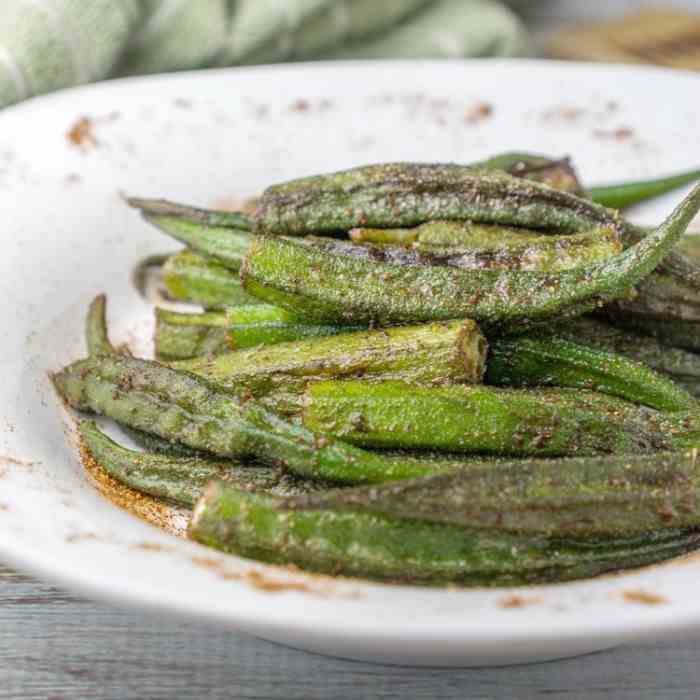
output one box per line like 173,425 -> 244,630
2,562 -> 700,700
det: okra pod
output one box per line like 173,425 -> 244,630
348,222 -> 621,272
283,448 -> 700,539
162,250 -> 261,308
129,198 -> 252,269
486,333 -> 696,412
79,421 -> 332,507
254,163 -> 624,237
122,424 -> 210,458
86,294 -> 118,357
589,168 -> 700,210
473,152 -> 586,195
301,380 -> 690,456
479,151 -> 700,210
242,185 -> 700,326
190,481 -> 700,585
550,317 -> 700,388
155,306 -> 361,360
174,320 -> 488,407
601,314 -> 700,354
53,354 -> 455,484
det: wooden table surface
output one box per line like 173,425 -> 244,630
3,560 -> 700,699
5,3 -> 700,698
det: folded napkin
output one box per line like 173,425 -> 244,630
0,0 -> 527,108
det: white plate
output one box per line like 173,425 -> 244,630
1,60 -> 700,668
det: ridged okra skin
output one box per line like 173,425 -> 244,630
550,317 -> 700,389
173,320 -> 488,406
53,355 -> 457,484
486,333 -> 696,413
601,314 -> 700,354
79,421 -> 332,507
282,448 -> 700,538
253,163 -> 624,237
189,481 -> 700,585
301,380 -> 695,457
129,198 -> 252,269
155,306 -> 362,360
241,184 -> 700,327
588,168 -> 700,210
348,222 -> 621,272
162,250 -> 261,309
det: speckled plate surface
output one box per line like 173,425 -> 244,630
1,60 -> 700,667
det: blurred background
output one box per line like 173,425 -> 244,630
1,0 -> 699,110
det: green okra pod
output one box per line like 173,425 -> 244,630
242,184 -> 700,327
479,151 -> 700,211
550,317 -> 700,389
86,294 -> 118,356
283,448 -> 700,539
348,221 -> 622,272
162,250 -> 261,308
301,380 -> 692,456
53,354 -> 456,484
174,320 -> 488,409
155,306 -> 362,360
79,421 -> 332,507
189,481 -> 700,585
254,163 -> 623,237
601,314 -> 700,354
486,333 -> 696,412
473,152 -> 586,195
589,168 -> 700,210
129,198 -> 252,269
121,425 -> 207,459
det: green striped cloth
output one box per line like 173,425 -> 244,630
0,0 -> 527,108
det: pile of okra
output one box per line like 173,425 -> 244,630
54,153 -> 700,586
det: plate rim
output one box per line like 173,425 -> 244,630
2,58 -> 700,657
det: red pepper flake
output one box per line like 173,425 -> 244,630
290,99 -> 310,112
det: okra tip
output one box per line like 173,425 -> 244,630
125,196 -> 196,220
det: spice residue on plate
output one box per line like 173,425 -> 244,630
78,431 -> 188,537
622,590 -> 667,605
498,594 -> 542,609
189,555 -> 352,596
67,117 -> 98,149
